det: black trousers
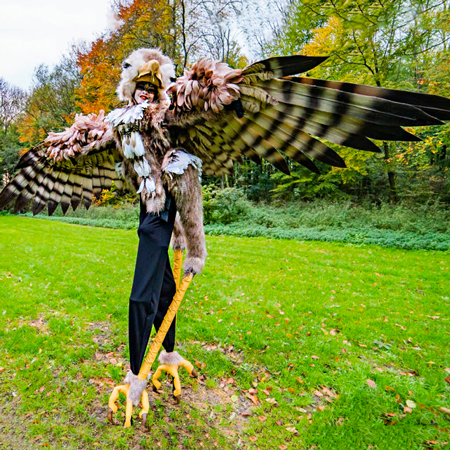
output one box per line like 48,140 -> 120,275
129,195 -> 177,375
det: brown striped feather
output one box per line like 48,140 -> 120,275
48,171 -> 69,216
81,175 -> 93,209
32,172 -> 54,215
259,106 -> 381,154
270,102 -> 420,143
70,174 -> 84,211
243,56 -> 328,78
224,118 -> 290,174
291,77 -> 450,121
244,114 -> 344,168
262,79 -> 441,127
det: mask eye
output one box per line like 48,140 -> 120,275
122,62 -> 131,69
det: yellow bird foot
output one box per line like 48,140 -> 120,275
107,371 -> 152,428
152,351 -> 198,403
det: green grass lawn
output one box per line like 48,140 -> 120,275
0,216 -> 449,450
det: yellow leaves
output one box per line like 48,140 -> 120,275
301,16 -> 344,57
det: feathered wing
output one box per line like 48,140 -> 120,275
166,55 -> 450,175
0,111 -> 123,215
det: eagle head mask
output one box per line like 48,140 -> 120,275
117,48 -> 175,104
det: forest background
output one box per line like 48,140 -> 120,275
1,0 -> 450,227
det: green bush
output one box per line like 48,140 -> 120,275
203,186 -> 251,224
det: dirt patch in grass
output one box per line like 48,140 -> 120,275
88,321 -> 113,348
0,398 -> 36,450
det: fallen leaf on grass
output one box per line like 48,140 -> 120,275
249,436 -> 257,442
258,415 -> 266,422
445,377 -> 450,384
404,407 -> 413,414
440,407 -> 450,415
265,398 -> 279,406
311,355 -> 320,360
367,379 -> 377,388
286,427 -> 298,433
330,329 -> 340,336
321,386 -> 338,398
314,390 -> 323,397
406,400 -> 416,409
245,392 -> 259,405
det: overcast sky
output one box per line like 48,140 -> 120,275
0,0 -> 113,91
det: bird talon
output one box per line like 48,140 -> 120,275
141,413 -> 149,430
107,408 -> 117,425
107,381 -> 150,428
152,352 -> 197,404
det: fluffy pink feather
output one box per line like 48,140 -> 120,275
168,59 -> 243,116
44,111 -> 112,161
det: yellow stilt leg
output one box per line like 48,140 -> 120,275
138,274 -> 193,380
172,248 -> 183,291
107,265 -> 193,428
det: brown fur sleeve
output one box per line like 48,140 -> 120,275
163,150 -> 206,275
171,212 -> 187,251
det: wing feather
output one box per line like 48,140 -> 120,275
0,111 -> 120,215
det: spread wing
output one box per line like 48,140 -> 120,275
166,55 -> 450,175
0,111 -> 123,215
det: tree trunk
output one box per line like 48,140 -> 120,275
383,142 -> 399,203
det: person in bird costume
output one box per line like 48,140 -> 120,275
2,47 -> 450,428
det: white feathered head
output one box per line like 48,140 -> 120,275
117,48 -> 175,103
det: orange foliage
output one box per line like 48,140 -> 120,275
76,0 -> 174,114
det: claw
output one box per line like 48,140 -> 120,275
152,353 -> 197,404
141,413 -> 148,430
107,408 -> 116,425
107,382 -> 149,428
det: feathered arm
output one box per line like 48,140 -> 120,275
0,111 -> 121,215
163,149 -> 206,275
44,110 -> 114,160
